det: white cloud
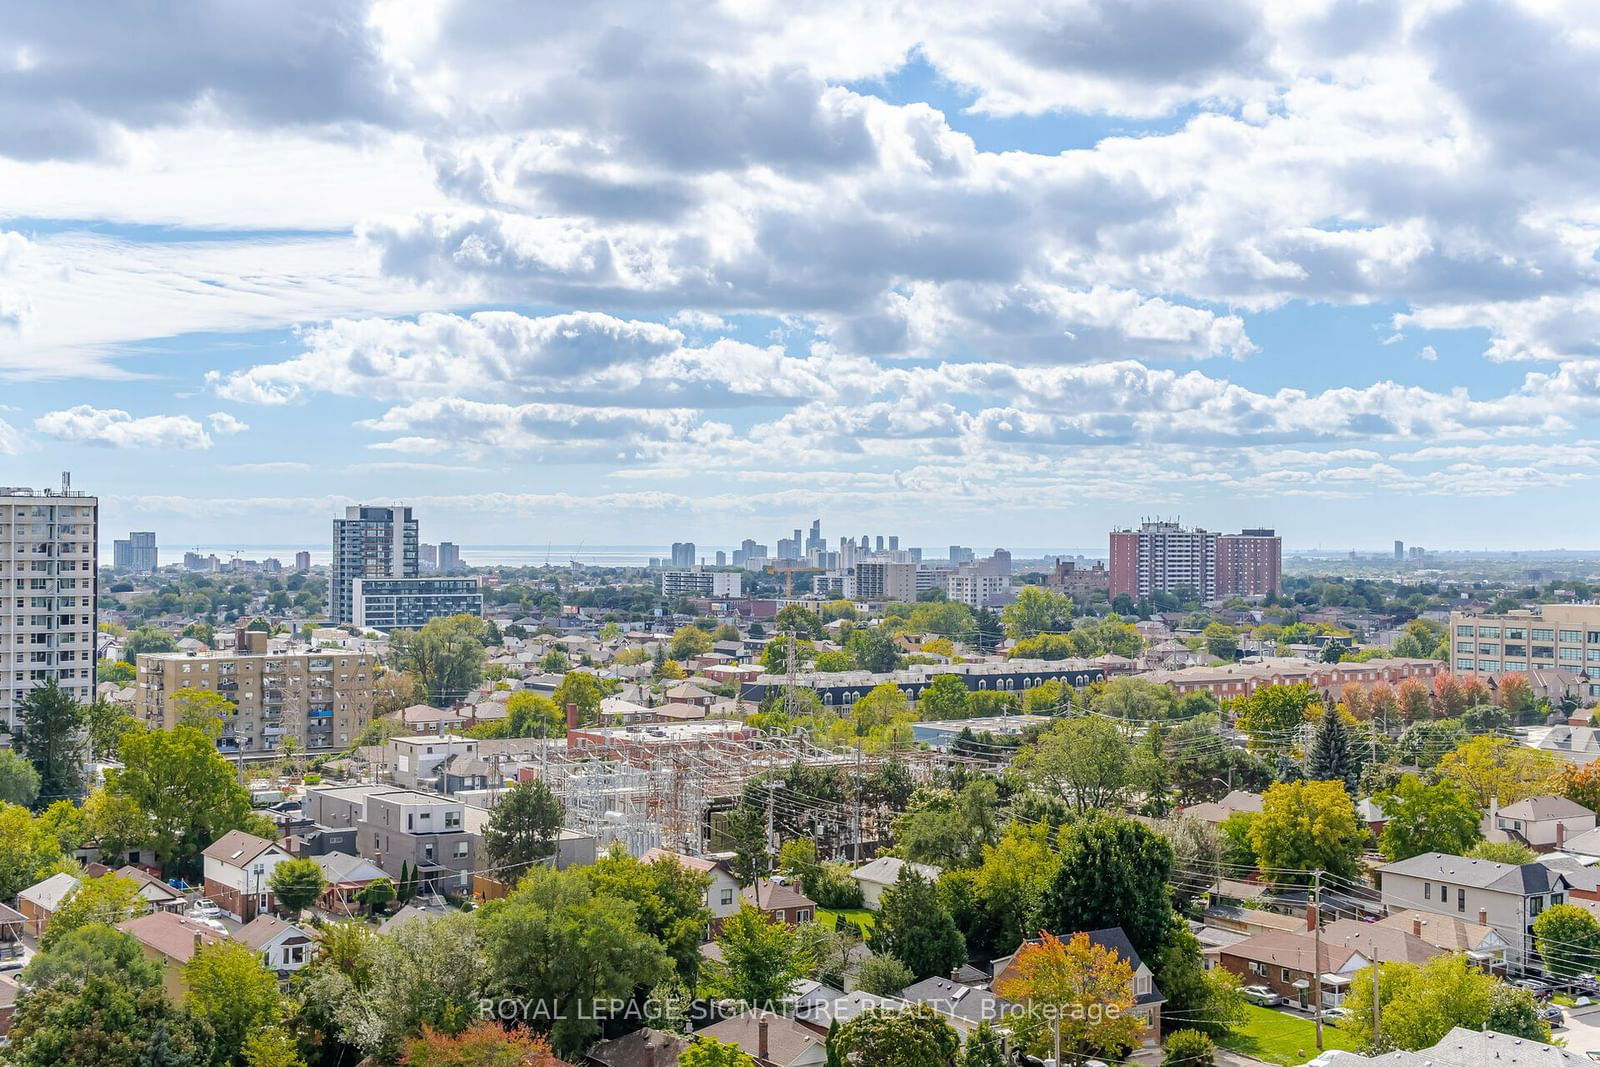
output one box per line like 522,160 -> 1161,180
1419,344 -> 1437,361
208,412 -> 249,434
34,405 -> 213,448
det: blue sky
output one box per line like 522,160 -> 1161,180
3,0 -> 1600,554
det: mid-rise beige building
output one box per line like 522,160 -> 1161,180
1450,605 -> 1600,701
135,631 -> 374,757
1,479 -> 98,740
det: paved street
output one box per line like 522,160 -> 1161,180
1556,1006 -> 1600,1057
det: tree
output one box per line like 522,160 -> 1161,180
123,623 -> 177,658
892,778 -> 1000,870
1037,813 -> 1175,961
834,1004 -> 960,1067
333,911 -> 487,1060
0,802 -> 69,899
14,679 -> 87,800
1014,716 -> 1132,811
40,873 -> 150,948
1486,982 -> 1551,1042
551,671 -> 604,727
479,867 -> 667,1056
973,608 -> 1003,653
917,673 -> 970,721
169,686 -> 237,739
106,724 -> 261,877
401,1022 -> 561,1067
774,604 -> 824,639
1249,780 -> 1363,885
79,786 -> 147,865
1435,737 -> 1563,806
869,866 -> 965,980
481,779 -> 565,882
1002,587 -> 1074,639
84,697 -> 139,762
1304,709 -> 1357,790
0,747 -> 41,806
723,802 -> 771,886
357,875 -> 396,914
847,627 -> 902,672
671,625 -> 714,661
389,615 -> 488,706
1163,1030 -> 1216,1067
714,904 -> 811,1009
1341,954 -> 1535,1052
269,856 -> 327,916
1534,903 -> 1600,980
1203,623 -> 1238,661
242,1027 -> 306,1067
1218,811 -> 1257,872
184,940 -> 285,1063
678,1036 -> 756,1067
505,691 -> 562,737
993,931 -> 1144,1059
854,953 -> 915,996
959,1021 -> 1008,1067
1376,776 -> 1482,861
590,848 -> 713,986
1163,816 -> 1223,913
1466,840 -> 1538,865
974,821 -> 1062,957
1233,684 -> 1318,753
5,975 -> 212,1067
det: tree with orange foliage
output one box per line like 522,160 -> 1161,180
994,931 -> 1145,1062
1397,679 -> 1431,723
1433,674 -> 1465,718
401,1023 -> 561,1067
1340,683 -> 1368,721
1367,681 -> 1399,728
1495,674 -> 1537,722
1563,763 -> 1600,817
1458,676 -> 1490,709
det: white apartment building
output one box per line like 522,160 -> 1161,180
1450,605 -> 1600,700
1,479 -> 98,739
946,566 -> 1012,608
847,561 -> 917,602
660,570 -> 742,598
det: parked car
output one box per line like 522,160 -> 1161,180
1514,978 -> 1553,998
188,898 -> 222,920
1324,1007 -> 1353,1024
0,958 -> 23,973
1242,986 -> 1285,1007
1540,1004 -> 1564,1024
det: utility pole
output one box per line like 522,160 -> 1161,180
1312,869 -> 1325,1050
1372,953 -> 1382,1049
853,741 -> 864,863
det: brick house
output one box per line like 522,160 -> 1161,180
202,829 -> 294,922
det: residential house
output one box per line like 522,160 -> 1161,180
583,1028 -> 687,1067
314,852 -> 392,915
742,879 -> 816,927
388,734 -> 480,791
897,975 -> 1017,1044
643,849 -> 742,932
662,682 -> 716,708
0,976 -> 16,1040
0,902 -> 25,946
1376,851 -> 1572,968
850,856 -> 941,910
696,1011 -> 828,1067
1181,790 -> 1265,826
793,990 -> 904,1034
116,911 -> 227,1001
16,872 -> 78,936
1308,1025 -> 1587,1067
202,829 -> 295,922
992,927 -> 1163,1049
103,864 -> 186,913
235,914 -> 316,975
1374,910 -> 1508,968
1529,725 -> 1600,767
357,790 -> 475,895
1484,796 -> 1597,853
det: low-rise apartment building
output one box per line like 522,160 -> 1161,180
135,630 -> 375,757
350,576 -> 482,632
1450,605 -> 1600,702
357,790 -> 475,894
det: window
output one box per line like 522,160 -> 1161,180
1480,626 -> 1500,638
1281,967 -> 1292,982
1553,893 -> 1565,907
454,841 -> 468,858
1560,630 -> 1581,643
720,889 -> 734,906
1250,962 -> 1266,977
795,909 -> 812,923
1459,891 -> 1466,912
1459,626 -> 1475,637
1533,628 -> 1554,641
1425,883 -> 1431,901
1506,627 -> 1526,640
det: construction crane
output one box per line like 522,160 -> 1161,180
763,561 -> 822,597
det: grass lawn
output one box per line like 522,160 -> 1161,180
818,908 -> 875,934
1217,1004 -> 1358,1066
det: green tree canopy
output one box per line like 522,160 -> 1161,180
1250,779 -> 1364,885
0,747 -> 42,807
268,857 -> 327,916
389,614 -> 488,706
1376,775 -> 1483,861
14,679 -> 87,800
183,940 -> 285,1063
713,903 -> 812,1010
481,779 -> 565,882
834,1004 -> 960,1067
869,866 -> 966,980
1037,812 -> 1174,961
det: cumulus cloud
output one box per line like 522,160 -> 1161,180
34,405 -> 214,448
208,411 -> 248,434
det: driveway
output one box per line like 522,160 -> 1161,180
1558,1006 -> 1600,1056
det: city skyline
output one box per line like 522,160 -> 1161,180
5,4 -> 1600,548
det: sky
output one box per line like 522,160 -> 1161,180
3,0 -> 1600,554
